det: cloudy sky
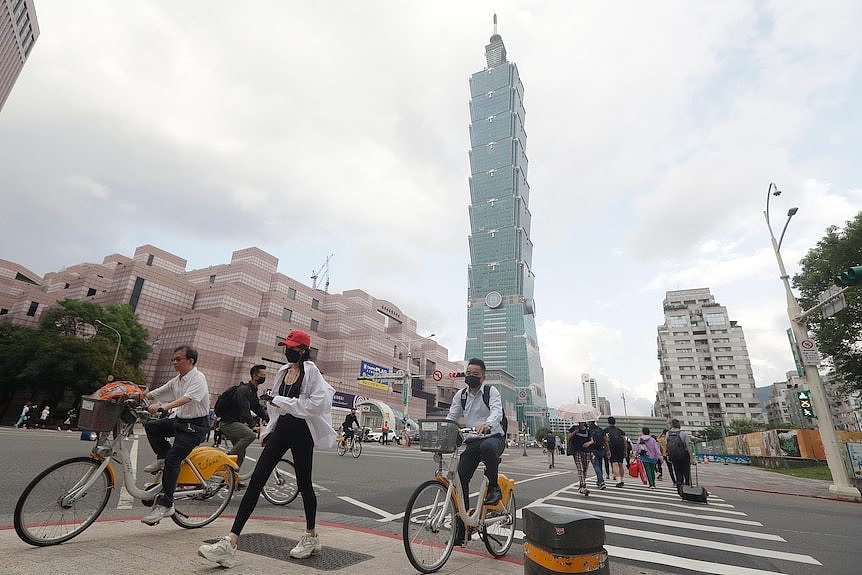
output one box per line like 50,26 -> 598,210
3,2 -> 861,416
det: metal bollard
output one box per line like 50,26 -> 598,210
523,507 -> 609,575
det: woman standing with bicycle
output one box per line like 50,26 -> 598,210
198,330 -> 337,567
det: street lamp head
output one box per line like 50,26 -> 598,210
787,207 -> 799,217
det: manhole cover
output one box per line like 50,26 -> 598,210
205,533 -> 373,570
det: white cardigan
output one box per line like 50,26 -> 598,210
261,361 -> 338,449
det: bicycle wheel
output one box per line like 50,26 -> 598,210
262,458 -> 298,505
351,438 -> 362,458
481,491 -> 516,557
14,456 -> 112,546
402,479 -> 456,573
337,439 -> 347,456
171,463 -> 235,528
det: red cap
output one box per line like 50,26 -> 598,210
278,330 -> 311,348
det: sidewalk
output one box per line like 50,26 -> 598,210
694,459 -> 862,502
1,510 -> 672,575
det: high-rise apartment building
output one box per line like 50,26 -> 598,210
464,25 -> 547,431
1,0 -> 38,111
581,373 -> 598,408
597,396 -> 611,416
655,288 -> 764,431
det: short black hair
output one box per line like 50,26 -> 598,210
174,345 -> 198,365
671,419 -> 680,428
467,358 -> 486,372
642,427 -> 650,435
250,364 -> 266,378
608,416 -> 616,425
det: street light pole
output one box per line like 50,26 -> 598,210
764,183 -> 860,498
95,319 -> 122,373
395,333 -> 435,422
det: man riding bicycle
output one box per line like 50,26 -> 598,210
340,408 -> 359,443
446,358 -> 505,544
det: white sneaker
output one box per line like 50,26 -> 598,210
144,459 -> 164,474
141,504 -> 174,525
198,536 -> 237,567
290,533 -> 321,559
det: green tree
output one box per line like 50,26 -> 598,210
534,426 -> 551,443
793,212 -> 862,393
727,418 -> 766,436
0,300 -> 151,416
694,425 -> 724,441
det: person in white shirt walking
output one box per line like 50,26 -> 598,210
141,345 -> 210,526
198,330 -> 337,567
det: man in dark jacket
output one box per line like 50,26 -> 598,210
219,365 -> 270,474
587,421 -> 607,489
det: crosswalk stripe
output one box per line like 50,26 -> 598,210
604,544 -> 789,575
513,526 -> 818,566
559,486 -> 737,511
556,489 -> 746,515
548,494 -> 762,526
523,502 -> 784,541
605,525 -> 821,565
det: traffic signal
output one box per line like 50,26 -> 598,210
796,390 -> 815,418
837,265 -> 862,287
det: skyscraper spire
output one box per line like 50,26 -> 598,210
493,13 -> 497,35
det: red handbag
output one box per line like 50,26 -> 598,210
628,459 -> 641,478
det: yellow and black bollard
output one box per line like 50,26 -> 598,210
523,507 -> 609,575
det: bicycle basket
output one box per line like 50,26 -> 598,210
418,419 -> 460,453
78,396 -> 125,432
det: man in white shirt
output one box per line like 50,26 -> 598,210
446,358 -> 506,509
141,345 -> 210,526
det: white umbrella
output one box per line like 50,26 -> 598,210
557,403 -> 601,422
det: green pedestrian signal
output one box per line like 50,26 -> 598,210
796,390 -> 815,418
837,265 -> 862,287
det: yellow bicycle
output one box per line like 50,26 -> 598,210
14,397 -> 239,546
402,419 -> 516,573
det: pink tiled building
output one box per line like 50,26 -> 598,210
0,245 -> 514,432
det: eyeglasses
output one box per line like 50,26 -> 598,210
171,356 -> 189,363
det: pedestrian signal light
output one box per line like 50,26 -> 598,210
837,265 -> 862,287
796,390 -> 815,418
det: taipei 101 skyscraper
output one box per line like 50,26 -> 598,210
464,17 -> 547,431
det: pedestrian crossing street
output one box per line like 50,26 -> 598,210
515,480 -> 822,575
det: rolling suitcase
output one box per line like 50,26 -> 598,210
678,461 -> 708,503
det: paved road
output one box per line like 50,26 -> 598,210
2,427 -> 860,574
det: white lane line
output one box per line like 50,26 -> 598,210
548,494 -> 761,526
242,455 -> 329,492
555,489 -> 746,515
605,544 -> 790,575
606,525 -> 821,565
575,486 -> 731,506
338,496 -> 400,521
524,502 -> 783,541
117,436 -> 138,509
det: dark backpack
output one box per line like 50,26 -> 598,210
589,425 -> 605,449
460,386 -> 508,433
606,426 -> 625,449
214,384 -> 240,419
666,430 -> 688,460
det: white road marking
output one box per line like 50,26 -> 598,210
604,545 -> 790,575
338,496 -> 400,521
521,502 -> 784,541
605,525 -> 821,565
548,494 -> 761,526
555,489 -> 746,515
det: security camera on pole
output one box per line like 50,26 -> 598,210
764,182 -> 860,498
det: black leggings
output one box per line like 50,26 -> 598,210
231,414 -> 316,533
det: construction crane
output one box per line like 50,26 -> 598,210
311,253 -> 333,293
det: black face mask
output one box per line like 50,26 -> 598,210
255,376 -> 266,385
285,348 -> 303,363
465,375 -> 482,389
